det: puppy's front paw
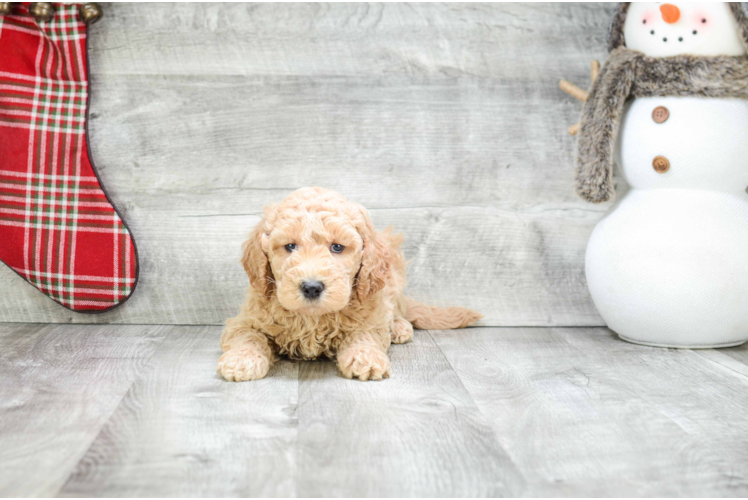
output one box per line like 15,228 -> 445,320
217,348 -> 270,382
337,346 -> 391,381
391,318 -> 414,344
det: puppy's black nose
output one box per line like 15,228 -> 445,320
300,280 -> 325,300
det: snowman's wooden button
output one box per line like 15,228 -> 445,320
653,156 -> 670,173
652,106 -> 669,123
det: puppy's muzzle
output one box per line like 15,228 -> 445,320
300,280 -> 325,300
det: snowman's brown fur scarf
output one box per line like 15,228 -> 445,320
576,47 -> 748,203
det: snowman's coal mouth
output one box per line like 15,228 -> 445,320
650,30 -> 696,43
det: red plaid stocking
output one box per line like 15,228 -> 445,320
0,3 -> 138,312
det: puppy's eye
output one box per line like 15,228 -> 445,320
284,243 -> 297,253
330,243 -> 345,254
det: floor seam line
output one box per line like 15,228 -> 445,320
0,321 -> 610,328
52,324 -> 176,497
690,350 -> 748,382
424,329 -> 528,490
294,360 -> 302,498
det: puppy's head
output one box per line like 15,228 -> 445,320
242,187 -> 391,315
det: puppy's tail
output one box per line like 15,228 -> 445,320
404,297 -> 483,330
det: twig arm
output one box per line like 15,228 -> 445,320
559,80 -> 588,102
561,59 -> 601,136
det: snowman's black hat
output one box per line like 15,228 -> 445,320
607,2 -> 748,53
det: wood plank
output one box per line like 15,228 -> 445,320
717,342 -> 748,367
58,325 -> 299,497
296,331 -> 525,497
0,198 -> 605,326
6,322 -> 745,496
691,347 -> 748,380
432,327 -> 748,496
89,3 -> 615,78
59,327 -> 523,496
0,323 -> 168,497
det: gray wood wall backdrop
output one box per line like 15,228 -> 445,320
0,3 -> 620,325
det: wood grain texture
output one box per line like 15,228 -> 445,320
711,342 -> 748,367
3,324 -> 748,496
0,323 -> 167,497
432,327 -> 748,497
297,331 -> 525,497
57,328 -> 524,497
0,3 -> 620,325
59,325 -> 300,497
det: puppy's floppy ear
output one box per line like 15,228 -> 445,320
241,219 -> 274,299
355,208 -> 393,303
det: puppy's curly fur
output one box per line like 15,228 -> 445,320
217,187 -> 482,382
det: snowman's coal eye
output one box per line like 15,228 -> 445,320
702,18 -> 707,23
642,19 -> 647,24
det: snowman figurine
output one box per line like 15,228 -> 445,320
564,3 -> 748,347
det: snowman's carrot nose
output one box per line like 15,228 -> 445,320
660,4 -> 681,24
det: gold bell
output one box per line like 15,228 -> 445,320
78,2 -> 102,25
0,2 -> 13,16
29,2 -> 54,22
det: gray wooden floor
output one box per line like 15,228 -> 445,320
2,322 -> 748,497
